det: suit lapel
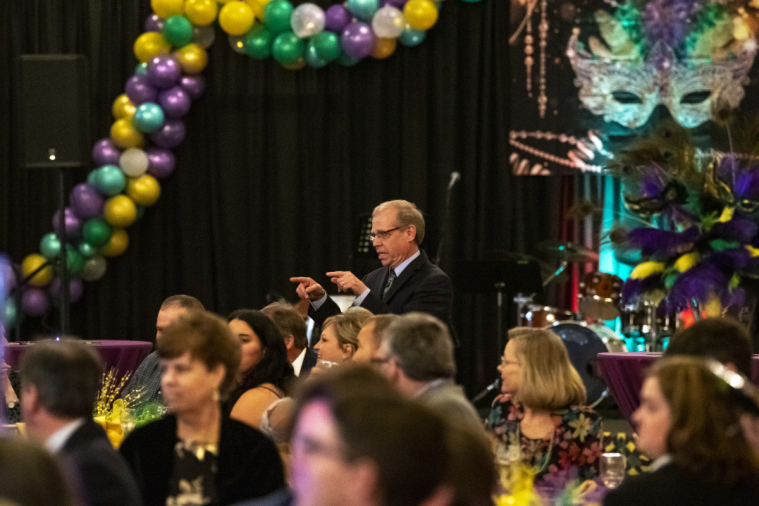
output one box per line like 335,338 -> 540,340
382,252 -> 426,301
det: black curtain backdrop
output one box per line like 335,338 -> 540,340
0,0 -> 571,395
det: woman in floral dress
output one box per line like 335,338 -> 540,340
487,328 -> 602,490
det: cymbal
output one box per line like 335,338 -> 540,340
537,241 -> 599,263
485,250 -> 569,283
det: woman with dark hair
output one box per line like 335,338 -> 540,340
604,356 -> 759,506
227,309 -> 295,429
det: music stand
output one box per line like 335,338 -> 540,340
454,259 -> 544,353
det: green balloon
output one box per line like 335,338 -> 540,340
263,0 -> 294,34
82,218 -> 112,248
65,247 -> 85,275
305,43 -> 328,68
310,32 -> 340,62
92,165 -> 126,196
135,62 -> 148,76
163,15 -> 194,47
243,25 -> 274,59
40,233 -> 62,259
3,299 -> 17,327
78,241 -> 97,258
337,52 -> 360,67
135,205 -> 145,222
272,31 -> 304,64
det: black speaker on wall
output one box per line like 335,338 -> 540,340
17,54 -> 90,168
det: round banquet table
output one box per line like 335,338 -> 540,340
2,340 -> 153,377
597,352 -> 759,423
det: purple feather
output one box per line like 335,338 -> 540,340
642,0 -> 698,49
668,262 -> 726,311
717,154 -> 739,182
706,249 -> 751,272
622,279 -> 644,304
721,287 -> 745,309
627,227 -> 699,257
734,169 -> 759,202
709,218 -> 759,244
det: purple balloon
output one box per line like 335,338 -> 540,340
341,22 -> 376,59
126,75 -> 159,105
383,0 -> 406,7
325,5 -> 352,32
146,55 -> 182,89
145,14 -> 165,33
146,148 -> 176,178
180,75 -> 206,100
52,207 -> 82,238
92,138 -> 122,166
21,289 -> 50,318
48,278 -> 84,303
149,119 -> 186,149
70,183 -> 104,219
158,86 -> 191,118
2,261 -> 16,293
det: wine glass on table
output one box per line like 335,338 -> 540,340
600,452 -> 626,489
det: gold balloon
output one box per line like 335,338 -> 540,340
282,57 -> 306,71
371,38 -> 397,59
246,0 -> 271,19
100,228 -> 130,257
404,0 -> 438,31
104,195 -> 137,228
174,43 -> 208,74
219,1 -> 255,35
112,94 -> 136,120
185,0 -> 219,26
134,32 -> 172,63
22,254 -> 53,287
110,119 -> 144,149
151,0 -> 185,19
127,175 -> 162,207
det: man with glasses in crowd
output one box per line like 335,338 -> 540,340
291,200 -> 453,334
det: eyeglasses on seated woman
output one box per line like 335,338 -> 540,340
119,310 -> 286,506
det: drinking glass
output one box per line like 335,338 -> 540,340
600,452 -> 626,489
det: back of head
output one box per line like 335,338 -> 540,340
665,317 -> 752,377
159,311 -> 241,399
323,307 -> 373,354
511,329 -> 586,411
649,356 -> 759,485
20,339 -> 102,419
385,312 -> 456,382
290,365 -> 449,506
161,294 -> 204,312
228,309 -> 294,393
261,301 -> 308,350
366,314 -> 400,351
374,200 -> 426,246
445,420 -> 497,506
0,437 -> 76,506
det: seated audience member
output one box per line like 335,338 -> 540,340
226,310 -> 296,428
444,420 -> 497,506
352,314 -> 399,364
129,295 -> 205,404
20,340 -> 142,506
261,302 -> 317,378
604,356 -> 759,506
1,323 -> 20,423
0,436 -> 77,506
314,307 -> 372,364
120,311 -> 285,506
664,317 -> 752,377
487,329 -> 601,486
375,312 -> 483,434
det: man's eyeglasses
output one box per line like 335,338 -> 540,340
369,227 -> 401,242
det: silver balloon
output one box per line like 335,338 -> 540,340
120,148 -> 149,177
193,25 -> 216,49
372,6 -> 406,39
228,34 -> 247,54
291,3 -> 326,38
81,256 -> 107,281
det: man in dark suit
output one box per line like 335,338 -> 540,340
262,301 -> 318,378
20,340 -> 142,506
291,200 -> 453,330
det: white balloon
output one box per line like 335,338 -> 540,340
193,25 -> 216,49
228,34 -> 246,54
372,6 -> 406,39
291,3 -> 326,38
81,255 -> 107,281
120,148 -> 149,177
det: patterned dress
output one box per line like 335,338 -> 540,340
486,393 -> 602,489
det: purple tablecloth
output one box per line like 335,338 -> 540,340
3,340 -> 153,376
598,352 -> 759,423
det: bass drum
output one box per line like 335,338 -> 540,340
547,322 -> 627,407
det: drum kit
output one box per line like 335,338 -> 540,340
511,241 -> 682,406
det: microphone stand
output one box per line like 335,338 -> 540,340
433,174 -> 459,266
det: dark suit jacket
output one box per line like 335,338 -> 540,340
299,347 -> 318,378
120,414 -> 285,506
60,419 -> 143,506
603,462 -> 759,506
310,250 -> 453,328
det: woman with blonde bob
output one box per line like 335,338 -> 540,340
604,356 -> 759,506
314,306 -> 373,363
487,329 -> 601,485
